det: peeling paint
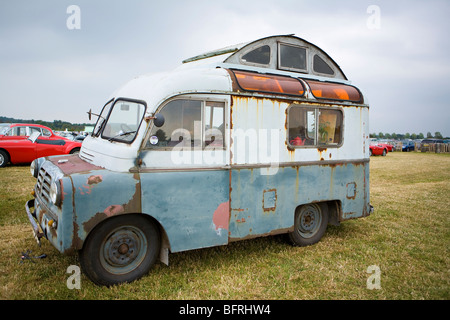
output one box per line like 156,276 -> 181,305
212,201 -> 230,231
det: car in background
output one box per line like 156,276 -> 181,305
377,143 -> 393,152
0,131 -> 82,167
369,142 -> 388,156
0,123 -> 67,142
401,140 -> 415,152
420,138 -> 444,152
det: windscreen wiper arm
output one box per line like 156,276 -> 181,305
108,131 -> 136,142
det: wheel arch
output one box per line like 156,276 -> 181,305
79,212 -> 171,265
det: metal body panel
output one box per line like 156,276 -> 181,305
229,160 -> 370,240
140,169 -> 230,253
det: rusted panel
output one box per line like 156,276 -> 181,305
229,160 -> 370,241
262,189 -> 277,212
48,154 -> 103,175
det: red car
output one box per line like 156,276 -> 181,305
369,143 -> 388,156
0,131 -> 82,167
377,143 -> 394,152
0,123 -> 67,141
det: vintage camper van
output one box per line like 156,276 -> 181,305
26,35 -> 373,286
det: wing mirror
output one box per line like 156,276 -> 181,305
146,113 -> 165,127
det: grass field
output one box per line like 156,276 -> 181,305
0,152 -> 449,300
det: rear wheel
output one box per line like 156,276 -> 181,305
79,214 -> 160,286
288,203 -> 329,247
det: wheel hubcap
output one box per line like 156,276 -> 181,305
297,204 -> 322,238
101,226 -> 148,275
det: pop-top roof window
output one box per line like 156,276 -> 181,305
313,54 -> 334,75
278,43 -> 307,72
241,45 -> 270,65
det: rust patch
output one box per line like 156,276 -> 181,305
87,175 -> 103,185
104,205 -> 125,216
346,182 -> 357,200
262,189 -> 277,212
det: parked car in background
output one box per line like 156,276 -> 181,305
0,131 -> 82,167
369,142 -> 388,156
420,138 -> 444,152
377,142 -> 394,152
0,124 -> 67,142
401,140 -> 415,152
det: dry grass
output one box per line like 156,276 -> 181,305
0,152 -> 449,300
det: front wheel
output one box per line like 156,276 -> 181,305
79,214 -> 160,286
0,150 -> 9,167
288,203 -> 329,247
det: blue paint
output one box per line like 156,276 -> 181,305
140,169 -> 229,253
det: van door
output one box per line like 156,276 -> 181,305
139,97 -> 231,253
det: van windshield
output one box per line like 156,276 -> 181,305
101,99 -> 146,143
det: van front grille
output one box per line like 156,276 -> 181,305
36,167 -> 52,204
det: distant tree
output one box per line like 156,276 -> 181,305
427,132 -> 432,138
405,133 -> 410,139
418,133 -> 424,139
410,133 -> 417,139
391,132 -> 397,140
434,132 -> 443,139
370,133 -> 377,138
385,133 -> 391,139
378,132 -> 384,139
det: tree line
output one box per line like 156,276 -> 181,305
0,116 -> 92,132
370,132 -> 446,140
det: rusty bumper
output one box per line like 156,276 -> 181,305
25,199 -> 44,246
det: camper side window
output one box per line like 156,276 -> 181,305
288,105 -> 342,147
146,99 -> 225,149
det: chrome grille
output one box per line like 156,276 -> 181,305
36,167 -> 52,204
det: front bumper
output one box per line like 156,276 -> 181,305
25,199 -> 44,246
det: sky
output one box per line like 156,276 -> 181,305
0,0 -> 449,137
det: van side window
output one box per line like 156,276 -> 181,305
147,99 -> 201,148
241,45 -> 270,65
204,102 -> 225,148
147,99 -> 225,149
288,106 -> 343,147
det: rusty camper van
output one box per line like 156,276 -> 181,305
26,35 -> 373,286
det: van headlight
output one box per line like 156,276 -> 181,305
30,160 -> 38,178
49,180 -> 62,206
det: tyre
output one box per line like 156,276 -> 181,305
70,148 -> 80,154
382,149 -> 386,156
79,214 -> 160,286
288,203 -> 329,247
0,150 -> 9,167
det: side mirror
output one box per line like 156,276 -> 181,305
153,113 -> 165,127
87,108 -> 103,121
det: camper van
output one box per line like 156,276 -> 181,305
26,35 -> 373,286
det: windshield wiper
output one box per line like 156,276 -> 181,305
108,131 -> 136,142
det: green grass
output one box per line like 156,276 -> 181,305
0,152 -> 449,300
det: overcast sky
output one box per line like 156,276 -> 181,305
0,0 -> 449,136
